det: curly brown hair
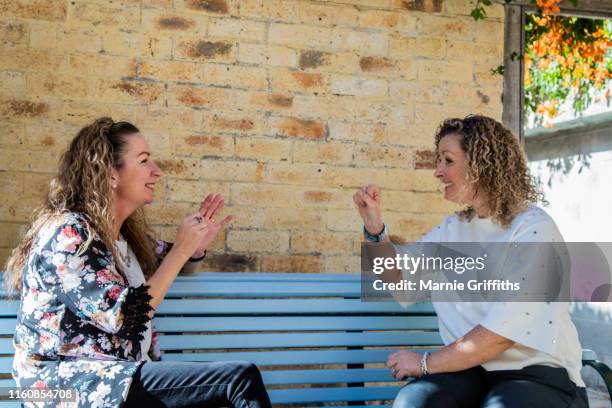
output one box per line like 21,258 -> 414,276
4,117 -> 159,293
434,115 -> 543,228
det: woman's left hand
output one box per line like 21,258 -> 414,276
191,193 -> 233,257
387,350 -> 423,380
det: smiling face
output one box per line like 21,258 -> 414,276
434,133 -> 476,205
111,132 -> 163,210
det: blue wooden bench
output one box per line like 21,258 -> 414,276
1,272 -> 611,407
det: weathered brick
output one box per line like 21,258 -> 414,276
0,122 -> 25,146
68,54 -> 137,79
238,43 -> 297,67
171,131 -> 234,158
0,222 -> 27,247
1,0 -> 67,21
28,21 -> 59,49
95,79 -> 165,105
297,2 -> 359,27
269,116 -> 327,140
155,156 -> 201,179
231,183 -> 297,208
180,0 -> 235,15
269,24 -> 333,49
235,136 -> 292,162
167,84 -> 235,109
0,21 -> 28,48
324,255 -> 360,273
175,37 -> 236,62
358,10 -> 398,29
243,91 -> 296,113
0,71 -> 26,97
417,60 -> 472,83
384,169 -> 442,192
270,69 -> 329,94
0,99 -> 50,119
292,231 -> 354,254
331,74 -> 387,97
27,72 -> 90,99
331,28 -> 388,55
201,63 -> 268,90
208,17 -> 266,41
293,140 -> 354,165
68,2 -> 140,31
0,49 -> 63,72
389,33 -> 446,59
137,59 -> 201,82
475,19 -> 504,44
226,206 -> 265,229
146,201 -> 194,225
396,0 -> 443,13
167,179 -> 230,203
202,111 -> 266,135
299,50 -> 332,70
141,8 -> 208,33
0,148 -> 58,173
102,32 -> 173,59
321,166 -> 386,189
265,162 -> 324,186
199,160 -> 264,182
202,253 -> 259,272
263,208 -> 323,230
239,0 -> 298,22
417,14 -> 474,40
328,122 -> 385,144
326,209 -> 361,232
227,230 -> 289,252
354,144 -> 414,169
297,188 -> 352,209
261,255 -> 322,273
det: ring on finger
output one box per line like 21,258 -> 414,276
195,216 -> 203,223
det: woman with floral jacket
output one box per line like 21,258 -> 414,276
4,118 -> 272,408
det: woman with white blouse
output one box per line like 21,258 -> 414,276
354,115 -> 588,407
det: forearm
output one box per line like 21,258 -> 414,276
427,324 -> 515,374
146,248 -> 191,312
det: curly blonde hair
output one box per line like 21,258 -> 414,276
4,117 -> 158,293
434,115 -> 543,228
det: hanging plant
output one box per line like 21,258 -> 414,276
472,0 -> 612,127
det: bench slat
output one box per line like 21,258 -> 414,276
161,348 -> 440,366
261,368 -> 396,385
0,299 -> 436,317
154,316 -> 439,332
268,386 -> 399,404
165,281 -> 361,298
158,331 -> 443,350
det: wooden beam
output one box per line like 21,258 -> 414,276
494,0 -> 612,18
502,4 -> 525,141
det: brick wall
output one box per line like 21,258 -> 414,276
0,0 -> 504,273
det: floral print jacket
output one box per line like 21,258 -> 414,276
12,212 -> 171,408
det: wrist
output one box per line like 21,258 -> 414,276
169,246 -> 192,263
364,223 -> 387,243
365,222 -> 384,236
188,250 -> 206,263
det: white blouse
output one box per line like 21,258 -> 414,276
398,205 -> 584,387
116,238 -> 152,362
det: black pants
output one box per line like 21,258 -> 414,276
392,365 -> 589,408
123,360 -> 272,408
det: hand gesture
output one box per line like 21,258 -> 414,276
387,350 -> 423,380
191,193 -> 233,257
173,212 -> 210,259
353,184 -> 383,234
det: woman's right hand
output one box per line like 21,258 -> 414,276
353,184 -> 384,234
172,212 -> 209,259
